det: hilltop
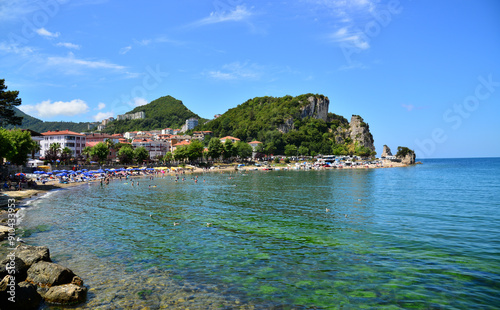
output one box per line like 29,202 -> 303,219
197,94 -> 375,156
102,96 -> 202,133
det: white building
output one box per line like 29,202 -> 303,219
162,128 -> 174,135
220,136 -> 240,143
124,131 -> 139,140
117,111 -> 146,121
181,118 -> 198,132
41,130 -> 86,158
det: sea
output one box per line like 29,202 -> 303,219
10,158 -> 500,309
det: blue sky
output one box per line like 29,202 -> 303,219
1,0 -> 499,158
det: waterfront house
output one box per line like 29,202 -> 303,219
41,130 -> 86,158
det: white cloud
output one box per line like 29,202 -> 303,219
206,62 -> 262,81
130,97 -> 148,107
191,5 -> 252,27
92,111 -> 114,121
0,0 -> 42,22
36,28 -> 60,38
306,0 -> 381,51
97,103 -> 106,110
0,42 -> 34,55
330,27 -> 370,50
46,52 -> 126,74
56,42 -> 80,49
20,99 -> 89,118
119,46 -> 132,54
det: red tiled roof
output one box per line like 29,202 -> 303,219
220,136 -> 240,141
133,138 -> 153,143
173,141 -> 191,147
249,141 -> 262,144
42,130 -> 85,136
86,142 -> 100,147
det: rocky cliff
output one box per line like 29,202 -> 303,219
300,96 -> 329,122
381,145 -> 392,157
333,115 -> 375,153
278,95 -> 329,134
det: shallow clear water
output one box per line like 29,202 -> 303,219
11,158 -> 500,309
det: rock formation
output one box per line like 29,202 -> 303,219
278,95 -> 329,134
0,244 -> 87,308
395,146 -> 416,165
333,115 -> 376,153
300,96 -> 329,122
381,145 -> 392,158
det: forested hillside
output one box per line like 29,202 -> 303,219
198,94 -> 375,156
7,107 -> 92,133
102,96 -> 201,133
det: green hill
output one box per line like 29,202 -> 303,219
102,95 -> 201,133
198,94 -> 375,157
7,107 -> 92,133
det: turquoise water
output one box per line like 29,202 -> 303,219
13,158 -> 500,309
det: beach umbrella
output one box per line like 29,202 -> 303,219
97,169 -> 105,173
76,170 -> 82,173
47,172 -> 53,175
33,171 -> 44,174
16,173 -> 26,177
82,169 -> 88,172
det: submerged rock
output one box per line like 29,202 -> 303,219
43,283 -> 87,305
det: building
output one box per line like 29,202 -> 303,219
220,136 -> 240,143
192,131 -> 213,141
249,141 -> 263,159
132,138 -> 168,159
249,141 -> 262,151
85,141 -> 117,161
171,140 -> 191,152
101,117 -> 114,126
181,118 -> 198,132
41,130 -> 86,158
124,131 -> 139,140
85,133 -> 120,145
161,128 -> 174,135
116,111 -> 146,121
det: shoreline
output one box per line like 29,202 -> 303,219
0,160 -> 413,209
